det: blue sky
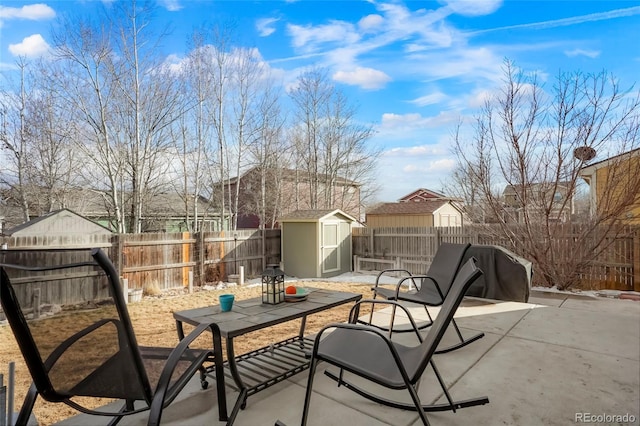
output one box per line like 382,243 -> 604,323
1,0 -> 639,202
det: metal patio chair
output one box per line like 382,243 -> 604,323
0,248 -> 222,426
301,258 -> 489,426
368,242 -> 484,353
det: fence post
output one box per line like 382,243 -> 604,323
122,278 -> 129,305
32,289 -> 40,319
353,255 -> 359,273
370,229 -> 375,257
194,232 -> 204,287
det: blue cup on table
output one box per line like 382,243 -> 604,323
220,294 -> 234,312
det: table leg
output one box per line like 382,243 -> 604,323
211,325 -> 228,422
226,338 -> 247,425
298,316 -> 308,350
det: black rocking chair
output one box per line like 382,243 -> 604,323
369,242 -> 484,353
302,258 -> 490,426
0,248 -> 223,426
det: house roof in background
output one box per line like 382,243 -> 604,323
579,148 -> 640,176
398,188 -> 448,201
367,200 -> 449,215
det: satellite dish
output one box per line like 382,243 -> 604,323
574,146 -> 596,162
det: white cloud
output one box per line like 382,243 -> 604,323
466,88 -> 494,108
440,0 -> 502,17
358,14 -> 384,32
287,20 -> 360,50
410,91 -> 448,107
403,158 -> 456,172
564,48 -> 600,58
333,67 -> 391,89
159,0 -> 183,11
379,110 -> 460,132
471,5 -> 640,35
386,145 -> 448,157
0,3 -> 55,20
257,17 -> 279,37
9,34 -> 50,58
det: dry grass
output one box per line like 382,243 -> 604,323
0,281 -> 378,425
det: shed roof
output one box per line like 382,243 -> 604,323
279,209 -> 357,223
3,208 -> 112,236
367,200 -> 448,215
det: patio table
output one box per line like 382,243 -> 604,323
173,287 -> 362,425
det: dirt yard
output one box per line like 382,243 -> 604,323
0,281 -> 378,425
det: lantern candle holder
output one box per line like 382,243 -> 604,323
261,264 -> 285,304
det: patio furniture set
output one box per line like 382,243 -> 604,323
0,243 -> 516,425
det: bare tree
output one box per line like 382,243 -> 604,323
244,80 -> 287,229
452,60 -> 640,289
0,58 -> 34,222
27,60 -> 84,212
110,0 -> 179,233
52,13 -> 127,232
289,68 -> 377,216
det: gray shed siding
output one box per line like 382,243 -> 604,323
281,222 -> 317,278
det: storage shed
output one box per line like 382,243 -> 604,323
280,209 -> 356,279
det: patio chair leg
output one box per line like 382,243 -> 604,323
324,369 -> 489,413
406,381 -> 431,426
434,319 -> 484,354
16,383 -> 38,426
301,357 -> 319,426
430,360 -> 455,413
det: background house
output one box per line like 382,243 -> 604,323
366,200 -> 463,228
227,167 -> 362,229
365,188 -> 463,228
502,182 -> 574,223
0,188 -> 222,233
579,148 -> 640,224
398,188 -> 449,202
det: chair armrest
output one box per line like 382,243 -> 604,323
373,268 -> 413,290
350,299 -> 423,342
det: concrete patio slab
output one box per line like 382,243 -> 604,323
425,335 -> 640,426
54,292 -> 640,426
508,303 -> 640,359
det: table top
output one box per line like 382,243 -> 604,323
173,287 -> 362,338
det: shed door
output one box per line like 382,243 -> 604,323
321,222 -> 340,274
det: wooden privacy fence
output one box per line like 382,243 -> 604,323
2,224 -> 638,307
114,230 -> 281,290
352,225 -> 639,291
2,230 -> 281,307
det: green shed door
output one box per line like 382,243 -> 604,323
322,222 -> 340,274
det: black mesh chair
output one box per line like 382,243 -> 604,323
369,242 -> 484,353
301,258 -> 490,426
0,248 -> 221,426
